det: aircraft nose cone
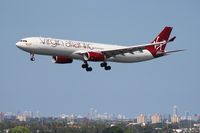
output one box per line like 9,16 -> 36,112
16,42 -> 22,48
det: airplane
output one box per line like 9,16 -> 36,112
16,26 -> 184,72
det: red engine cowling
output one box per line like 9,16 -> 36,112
52,56 -> 73,64
83,52 -> 105,61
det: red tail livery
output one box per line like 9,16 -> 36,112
146,27 -> 173,57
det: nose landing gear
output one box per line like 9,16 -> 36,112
30,53 -> 35,61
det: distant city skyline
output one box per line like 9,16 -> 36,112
1,107 -> 200,126
0,105 -> 199,119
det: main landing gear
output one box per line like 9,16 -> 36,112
30,53 -> 35,61
100,62 -> 111,70
82,61 -> 92,72
81,61 -> 111,72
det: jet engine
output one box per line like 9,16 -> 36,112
52,56 -> 73,64
83,52 -> 105,61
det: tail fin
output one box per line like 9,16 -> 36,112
146,26 -> 173,57
152,26 -> 172,43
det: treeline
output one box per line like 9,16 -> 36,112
0,118 -> 198,133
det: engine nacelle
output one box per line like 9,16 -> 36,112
83,52 -> 105,61
52,56 -> 73,64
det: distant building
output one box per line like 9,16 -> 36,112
15,111 -> 33,122
171,115 -> 180,123
151,113 -> 162,124
16,115 -> 27,121
173,105 -> 178,116
60,114 -> 68,119
0,112 -> 5,121
171,105 -> 180,123
117,114 -> 126,120
89,108 -> 97,119
23,111 -> 33,118
185,111 -> 190,120
35,111 -> 41,118
4,112 -> 16,120
191,114 -> 200,121
180,111 -> 190,120
137,114 -> 146,124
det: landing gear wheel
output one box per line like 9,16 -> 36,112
105,66 -> 111,70
30,57 -> 35,61
82,63 -> 88,68
100,62 -> 107,67
86,67 -> 92,72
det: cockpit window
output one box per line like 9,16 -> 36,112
20,40 -> 27,42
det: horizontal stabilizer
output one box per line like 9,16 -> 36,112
168,36 -> 176,43
165,49 -> 186,54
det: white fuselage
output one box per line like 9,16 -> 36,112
16,37 -> 154,63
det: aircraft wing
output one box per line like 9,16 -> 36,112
98,36 -> 178,58
75,36 -> 181,58
74,41 -> 164,56
99,41 -> 166,58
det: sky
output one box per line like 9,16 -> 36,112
0,0 -> 199,118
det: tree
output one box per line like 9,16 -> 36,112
102,126 -> 123,133
9,126 -> 31,133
